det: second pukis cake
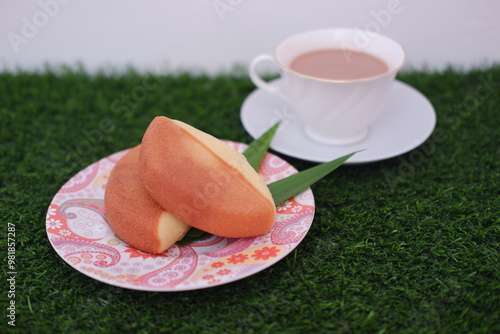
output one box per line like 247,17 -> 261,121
104,145 -> 191,254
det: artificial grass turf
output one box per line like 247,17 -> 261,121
1,65 -> 499,333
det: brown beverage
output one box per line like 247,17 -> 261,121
290,48 -> 389,81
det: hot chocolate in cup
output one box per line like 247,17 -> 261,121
249,28 -> 406,145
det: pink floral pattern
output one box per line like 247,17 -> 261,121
227,253 -> 249,264
252,246 -> 280,260
46,142 -> 315,291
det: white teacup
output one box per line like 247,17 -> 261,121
249,28 -> 406,145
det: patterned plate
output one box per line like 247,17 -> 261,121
46,141 -> 315,291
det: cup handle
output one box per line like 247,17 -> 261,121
249,54 -> 289,102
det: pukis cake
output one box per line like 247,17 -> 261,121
139,117 -> 276,238
104,145 -> 191,254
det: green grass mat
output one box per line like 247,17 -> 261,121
1,66 -> 499,333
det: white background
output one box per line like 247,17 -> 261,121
1,0 -> 499,74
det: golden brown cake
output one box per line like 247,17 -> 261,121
139,116 -> 276,238
104,145 -> 190,254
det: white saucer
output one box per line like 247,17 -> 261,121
240,79 -> 436,164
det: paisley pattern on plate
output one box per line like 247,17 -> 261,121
46,141 -> 315,291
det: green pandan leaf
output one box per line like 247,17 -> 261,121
176,233 -> 210,246
268,151 -> 360,206
185,227 -> 206,237
242,122 -> 280,171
